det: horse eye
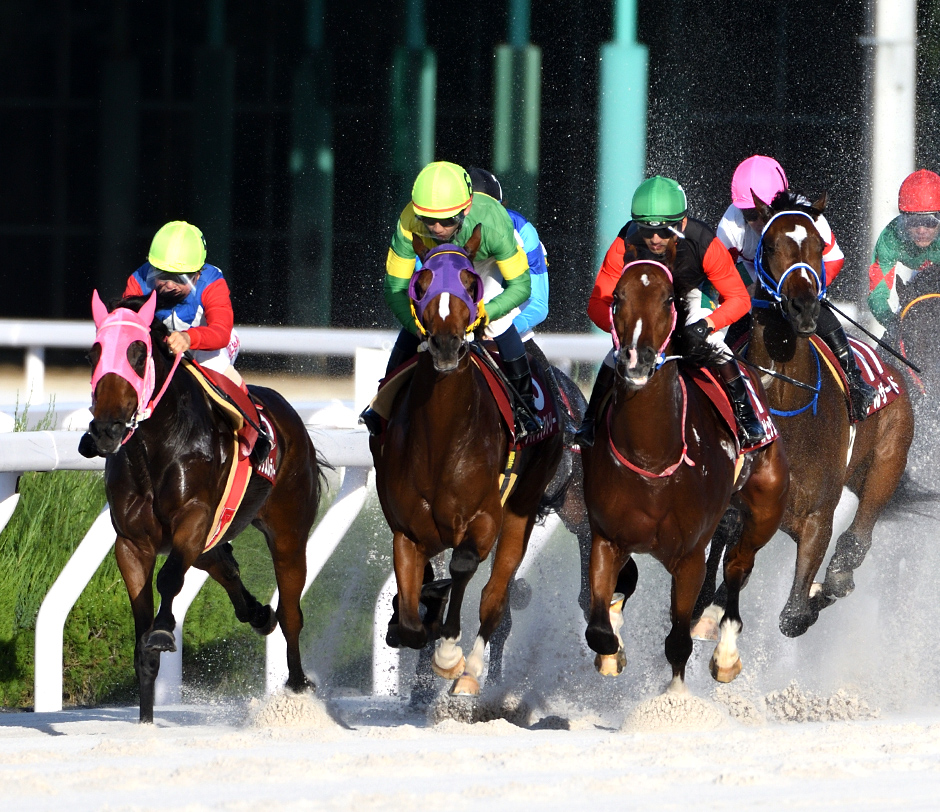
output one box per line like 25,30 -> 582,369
665,295 -> 675,307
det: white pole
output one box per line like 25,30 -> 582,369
24,346 -> 45,406
153,568 -> 210,706
869,0 -> 917,251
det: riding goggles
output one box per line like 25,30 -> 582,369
148,267 -> 198,288
637,221 -> 684,239
903,213 -> 940,229
417,212 -> 466,229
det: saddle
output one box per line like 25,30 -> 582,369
183,360 -> 279,552
810,336 -> 903,422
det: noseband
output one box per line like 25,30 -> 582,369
609,260 -> 679,372
753,211 -> 827,309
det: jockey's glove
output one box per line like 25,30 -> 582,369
683,318 -> 713,348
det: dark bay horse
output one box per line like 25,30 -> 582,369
85,292 -> 323,722
697,195 -> 914,638
372,231 -> 564,696
581,259 -> 789,691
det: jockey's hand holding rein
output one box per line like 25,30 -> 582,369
166,331 -> 192,355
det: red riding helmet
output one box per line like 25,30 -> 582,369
898,169 -> 940,213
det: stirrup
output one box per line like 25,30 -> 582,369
573,418 -> 596,448
848,378 -> 877,421
249,432 -> 272,466
359,407 -> 383,437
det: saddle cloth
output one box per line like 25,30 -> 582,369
683,366 -> 780,454
183,362 -> 279,552
810,336 -> 904,422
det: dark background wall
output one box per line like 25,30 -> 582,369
1,1 -> 938,333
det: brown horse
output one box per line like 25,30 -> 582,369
581,259 -> 789,691
697,196 -> 914,638
84,292 -> 323,722
372,232 -> 564,696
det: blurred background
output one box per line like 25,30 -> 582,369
2,0 -> 939,337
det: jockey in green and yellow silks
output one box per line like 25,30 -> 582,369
360,160 -> 542,436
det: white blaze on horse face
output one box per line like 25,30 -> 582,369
786,224 -> 808,248
627,319 -> 643,368
438,292 -> 451,320
640,274 -> 650,287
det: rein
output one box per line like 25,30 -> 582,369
606,373 -> 695,477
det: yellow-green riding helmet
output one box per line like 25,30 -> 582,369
148,221 -> 207,274
412,161 -> 473,219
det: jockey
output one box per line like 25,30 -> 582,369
359,160 -> 542,436
718,155 -> 876,422
576,175 -> 766,448
79,221 -> 269,459
868,168 -> 940,338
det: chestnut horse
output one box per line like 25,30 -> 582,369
696,195 -> 914,638
372,232 -> 564,696
84,292 -> 323,722
581,259 -> 789,691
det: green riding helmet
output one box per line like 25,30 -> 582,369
412,161 -> 473,219
148,221 -> 207,275
631,176 -> 688,226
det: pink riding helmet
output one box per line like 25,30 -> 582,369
730,155 -> 789,210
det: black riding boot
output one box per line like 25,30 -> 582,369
503,354 -> 543,436
717,359 -> 767,447
573,363 -> 616,448
821,327 -> 877,421
359,332 -> 420,436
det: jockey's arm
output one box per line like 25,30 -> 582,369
511,217 -> 549,334
700,238 -> 751,331
184,278 -> 234,350
817,214 -> 845,285
484,249 -> 531,322
386,213 -> 421,333
587,234 -> 627,331
867,258 -> 896,327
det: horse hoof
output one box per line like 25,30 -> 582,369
710,655 -> 742,683
690,616 -> 720,642
594,649 -> 626,677
252,605 -> 278,636
432,655 -> 466,680
143,629 -> 176,652
450,674 -> 480,696
385,624 -> 401,648
823,571 -> 855,599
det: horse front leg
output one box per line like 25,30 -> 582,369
779,513 -> 835,637
585,534 -> 634,677
691,508 -> 742,641
664,549 -> 707,693
115,535 -> 158,723
392,531 -> 430,651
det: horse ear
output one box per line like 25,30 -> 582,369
464,223 -> 483,261
412,233 -> 429,263
753,190 -> 773,222
139,291 -> 158,325
812,191 -> 828,214
91,290 -> 109,327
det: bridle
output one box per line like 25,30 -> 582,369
753,211 -> 827,312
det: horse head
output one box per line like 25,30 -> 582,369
410,225 -> 484,372
610,260 -> 677,388
754,192 -> 828,337
86,290 -> 162,455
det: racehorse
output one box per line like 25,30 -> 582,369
581,258 -> 789,691
695,194 -> 914,639
372,229 -> 564,697
84,291 -> 323,722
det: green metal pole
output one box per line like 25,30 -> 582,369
192,0 -> 234,273
388,0 -> 436,221
492,0 -> 540,218
596,0 -> 648,271
289,0 -> 334,329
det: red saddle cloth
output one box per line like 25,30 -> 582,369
683,366 -> 780,454
810,336 -> 904,422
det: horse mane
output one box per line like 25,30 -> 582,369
768,190 -> 822,219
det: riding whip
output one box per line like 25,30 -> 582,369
731,353 -> 821,393
821,299 -> 922,374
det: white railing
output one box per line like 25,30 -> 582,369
0,318 -> 610,402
